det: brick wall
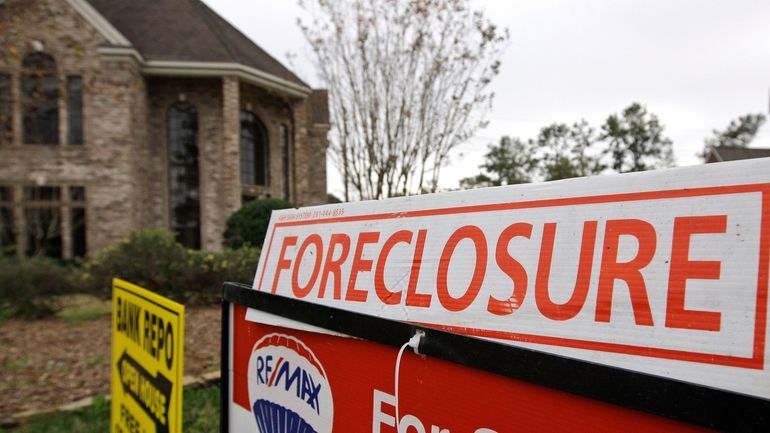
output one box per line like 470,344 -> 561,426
148,76 -> 234,251
293,97 -> 330,206
0,0 -> 146,255
239,82 -> 295,202
0,0 -> 329,256
141,77 -> 330,250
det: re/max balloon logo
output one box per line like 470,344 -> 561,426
248,334 -> 333,433
254,354 -> 323,414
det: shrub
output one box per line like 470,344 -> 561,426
223,198 -> 294,249
81,228 -> 260,304
0,256 -> 76,318
185,246 -> 261,304
80,228 -> 189,300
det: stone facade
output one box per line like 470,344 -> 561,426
0,0 -> 329,257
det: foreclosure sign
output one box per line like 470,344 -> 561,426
248,159 -> 770,399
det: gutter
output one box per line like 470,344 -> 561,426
97,48 -> 312,99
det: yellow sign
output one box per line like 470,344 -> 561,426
111,278 -> 184,433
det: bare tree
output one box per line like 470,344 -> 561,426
299,0 -> 508,200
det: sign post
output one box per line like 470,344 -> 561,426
112,278 -> 184,433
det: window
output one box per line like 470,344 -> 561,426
67,76 -> 83,145
70,186 -> 86,257
240,110 -> 269,186
0,74 -> 11,144
167,102 -> 201,249
0,187 -> 14,255
0,185 -> 86,258
22,52 -> 59,145
24,186 -> 62,258
280,124 -> 291,200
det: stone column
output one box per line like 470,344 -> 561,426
60,189 -> 72,260
307,123 -> 330,205
11,74 -> 21,146
292,97 -> 330,206
291,98 -> 310,205
12,185 -> 25,256
220,76 -> 241,239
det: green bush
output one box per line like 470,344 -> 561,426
80,228 -> 189,300
184,246 -> 260,304
0,229 -> 260,318
223,198 -> 294,249
0,256 -> 76,318
81,228 -> 259,304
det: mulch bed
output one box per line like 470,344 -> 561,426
0,306 -> 221,417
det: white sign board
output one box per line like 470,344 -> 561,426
248,159 -> 770,399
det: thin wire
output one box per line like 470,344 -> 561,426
394,341 -> 410,433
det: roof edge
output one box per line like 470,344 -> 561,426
142,60 -> 313,98
96,49 -> 311,98
97,46 -> 145,64
709,147 -> 724,162
66,0 -> 132,46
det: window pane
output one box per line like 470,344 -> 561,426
69,186 -> 85,202
0,186 -> 11,202
25,207 -> 62,258
255,121 -> 268,186
24,186 -> 61,201
0,73 -> 12,145
22,52 -> 59,145
0,187 -> 15,255
168,102 -> 200,249
67,76 -> 83,145
240,111 -> 255,184
240,110 -> 269,186
0,206 -> 14,255
71,207 -> 86,257
281,124 -> 290,200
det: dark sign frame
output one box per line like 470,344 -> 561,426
221,281 -> 770,433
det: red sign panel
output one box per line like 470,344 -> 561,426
227,304 -> 713,433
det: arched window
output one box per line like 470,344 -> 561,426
0,74 -> 12,144
280,124 -> 291,200
22,52 -> 59,144
240,110 -> 269,186
167,102 -> 200,249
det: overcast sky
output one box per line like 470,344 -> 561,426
202,0 -> 770,195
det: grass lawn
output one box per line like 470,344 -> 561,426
55,294 -> 112,322
1,386 -> 219,433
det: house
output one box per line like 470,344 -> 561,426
704,146 -> 770,163
0,0 -> 329,258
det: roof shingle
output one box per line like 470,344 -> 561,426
709,146 -> 770,162
87,0 -> 307,88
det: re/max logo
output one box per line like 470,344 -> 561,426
255,355 -> 323,414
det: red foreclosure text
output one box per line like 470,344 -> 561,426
254,185 -> 769,369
